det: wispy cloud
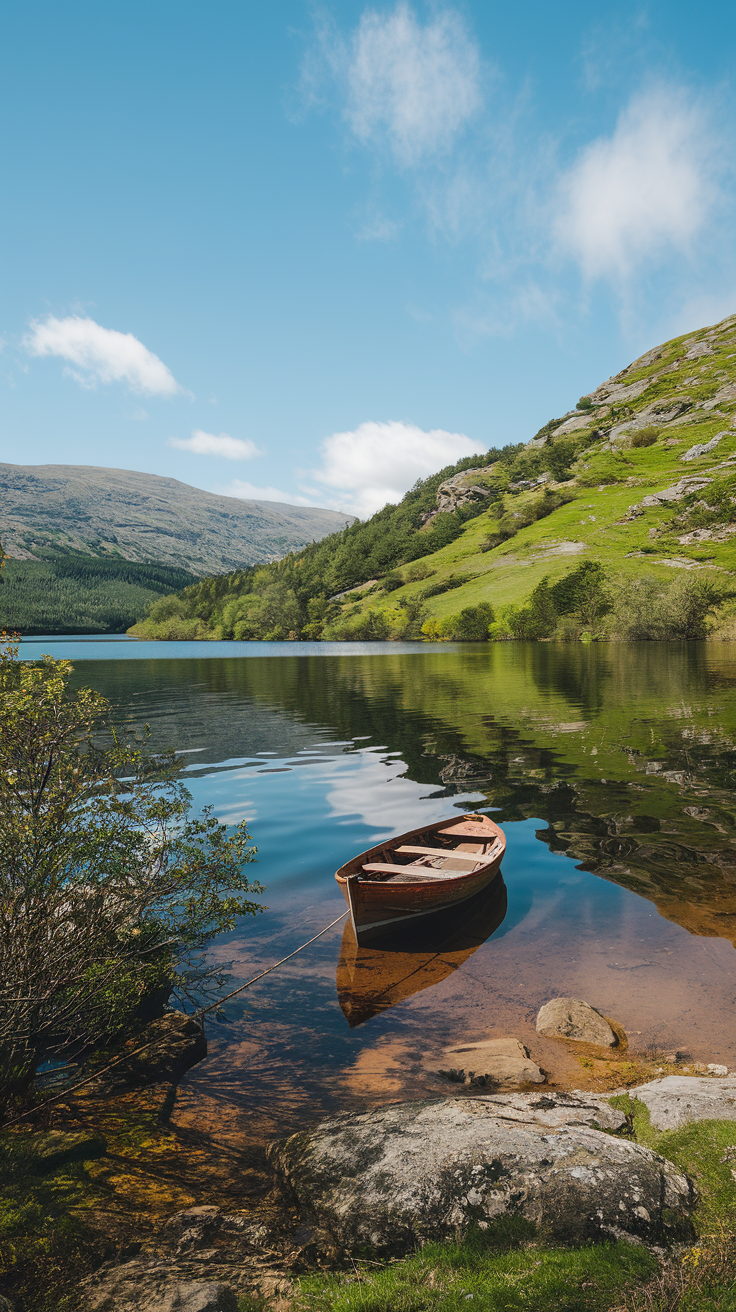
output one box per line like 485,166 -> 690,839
24,314 -> 181,396
555,87 -> 716,281
168,429 -> 262,459
308,419 -> 478,518
316,2 -> 483,167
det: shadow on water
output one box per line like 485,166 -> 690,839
337,874 -> 508,1027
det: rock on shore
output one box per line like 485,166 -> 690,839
630,1075 -> 736,1131
268,1092 -> 695,1255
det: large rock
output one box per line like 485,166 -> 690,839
268,1094 -> 694,1254
438,1037 -> 545,1087
631,1076 -> 736,1131
536,997 -> 618,1047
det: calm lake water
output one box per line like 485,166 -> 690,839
22,636 -> 736,1143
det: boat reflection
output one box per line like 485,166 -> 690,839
336,873 -> 507,1027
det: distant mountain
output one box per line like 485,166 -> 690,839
0,464 -> 354,576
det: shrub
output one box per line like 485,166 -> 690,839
323,609 -> 392,641
382,571 -> 404,592
0,640 -> 261,1118
609,575 -> 727,640
576,396 -> 593,410
421,573 -> 473,598
630,427 -> 659,448
447,603 -> 495,641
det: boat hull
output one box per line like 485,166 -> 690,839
335,813 -> 505,945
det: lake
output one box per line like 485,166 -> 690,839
22,636 -> 736,1145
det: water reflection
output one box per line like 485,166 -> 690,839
336,875 -> 508,1027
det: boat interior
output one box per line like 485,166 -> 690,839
355,820 -> 503,884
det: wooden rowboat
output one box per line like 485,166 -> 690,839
335,812 -> 505,945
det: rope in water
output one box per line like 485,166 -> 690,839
3,908 -> 349,1127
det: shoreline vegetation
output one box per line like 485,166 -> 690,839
128,316 -> 736,649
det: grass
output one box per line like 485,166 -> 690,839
295,1224 -> 658,1312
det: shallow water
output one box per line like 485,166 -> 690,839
23,637 -> 736,1141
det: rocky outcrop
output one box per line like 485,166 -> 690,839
535,998 -> 619,1047
268,1093 -> 695,1254
438,1036 -> 545,1087
630,1075 -> 736,1131
421,468 -> 496,527
681,432 -> 729,461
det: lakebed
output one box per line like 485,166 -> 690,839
21,636 -> 736,1149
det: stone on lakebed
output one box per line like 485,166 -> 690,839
438,1036 -> 545,1087
536,997 -> 619,1047
267,1093 -> 694,1254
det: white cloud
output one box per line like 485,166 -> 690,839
221,479 -> 314,507
168,429 -> 262,460
556,88 -> 715,280
25,314 -> 181,396
309,419 -> 478,518
344,3 -> 482,166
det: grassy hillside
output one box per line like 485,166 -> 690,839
0,556 -> 198,634
129,314 -> 736,642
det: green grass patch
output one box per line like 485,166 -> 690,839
296,1225 -> 657,1312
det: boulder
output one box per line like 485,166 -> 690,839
100,1012 -> 207,1091
536,997 -> 619,1047
438,1037 -> 545,1087
630,1075 -> 736,1131
267,1093 -> 694,1254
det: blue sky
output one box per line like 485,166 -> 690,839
2,1 -> 735,518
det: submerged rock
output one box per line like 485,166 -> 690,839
438,1036 -> 545,1087
630,1075 -> 736,1131
268,1093 -> 694,1254
99,1012 -> 207,1091
536,997 -> 619,1047
81,1268 -> 238,1312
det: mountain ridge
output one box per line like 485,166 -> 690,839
0,463 -> 354,576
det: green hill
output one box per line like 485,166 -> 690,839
129,315 -> 736,643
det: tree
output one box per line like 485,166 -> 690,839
0,639 -> 262,1117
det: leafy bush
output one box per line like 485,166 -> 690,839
421,574 -> 474,599
0,640 -> 261,1116
449,603 -> 495,640
576,395 -> 593,410
630,427 -> 659,448
609,575 -> 727,640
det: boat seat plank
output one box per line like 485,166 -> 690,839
361,861 -> 482,879
396,846 -> 483,864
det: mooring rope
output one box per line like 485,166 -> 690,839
3,908 -> 349,1127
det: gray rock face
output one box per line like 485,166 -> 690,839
268,1094 -> 694,1254
535,997 -> 618,1047
681,432 -> 729,461
631,1075 -> 736,1131
422,469 -> 496,526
